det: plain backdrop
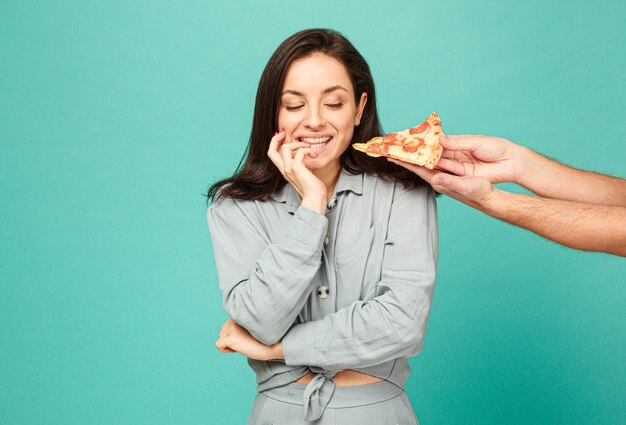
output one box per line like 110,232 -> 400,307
1,1 -> 625,424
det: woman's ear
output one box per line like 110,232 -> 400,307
354,92 -> 368,126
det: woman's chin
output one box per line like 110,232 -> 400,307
303,157 -> 322,169
304,157 -> 343,176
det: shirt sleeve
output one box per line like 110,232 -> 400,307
281,185 -> 438,370
207,197 -> 328,345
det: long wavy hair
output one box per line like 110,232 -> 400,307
206,28 -> 425,203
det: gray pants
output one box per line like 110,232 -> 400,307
247,380 -> 420,425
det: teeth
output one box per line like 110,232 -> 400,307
299,136 -> 332,144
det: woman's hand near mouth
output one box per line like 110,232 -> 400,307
268,130 -> 327,214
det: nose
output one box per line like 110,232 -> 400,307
303,105 -> 326,129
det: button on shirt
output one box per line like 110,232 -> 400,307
317,285 -> 329,299
207,168 -> 438,421
327,197 -> 337,210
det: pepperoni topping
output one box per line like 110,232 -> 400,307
402,138 -> 425,153
369,140 -> 388,155
382,134 -> 398,144
409,121 -> 430,135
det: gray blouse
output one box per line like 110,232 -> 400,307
207,168 -> 438,421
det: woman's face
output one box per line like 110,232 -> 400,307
278,53 -> 367,177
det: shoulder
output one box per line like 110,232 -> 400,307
207,188 -> 284,223
207,193 -> 257,224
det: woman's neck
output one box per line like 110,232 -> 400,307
313,162 -> 341,201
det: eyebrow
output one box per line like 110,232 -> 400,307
281,85 -> 349,96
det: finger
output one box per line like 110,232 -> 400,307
279,141 -> 313,167
267,131 -> 286,154
435,158 -> 466,176
279,142 -> 309,171
298,147 -> 318,159
293,147 -> 317,164
280,142 -> 311,160
428,173 -> 472,198
293,147 -> 308,164
431,174 -> 491,201
440,134 -> 485,152
268,131 -> 287,172
216,336 -> 235,353
431,173 -> 467,194
283,142 -> 311,151
440,149 -> 458,159
441,148 -> 473,161
280,143 -> 294,173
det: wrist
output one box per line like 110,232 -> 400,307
512,143 -> 547,189
301,195 -> 326,215
268,341 -> 284,361
508,141 -> 531,185
475,187 -> 508,216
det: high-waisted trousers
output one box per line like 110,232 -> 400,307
247,380 -> 419,425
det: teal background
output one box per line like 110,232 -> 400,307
1,0 -> 624,424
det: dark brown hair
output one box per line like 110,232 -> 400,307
206,28 -> 425,203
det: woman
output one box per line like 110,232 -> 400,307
207,28 -> 438,424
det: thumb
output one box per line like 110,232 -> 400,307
440,134 -> 484,152
431,173 -> 486,199
431,173 -> 464,193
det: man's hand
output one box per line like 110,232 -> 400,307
389,157 -> 500,210
216,319 -> 283,361
389,133 -> 626,257
388,134 -> 522,209
433,135 -> 521,184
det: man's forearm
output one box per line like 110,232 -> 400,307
514,146 -> 626,206
479,190 -> 626,256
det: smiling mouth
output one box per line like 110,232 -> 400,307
297,136 -> 333,149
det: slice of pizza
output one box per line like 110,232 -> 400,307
352,112 -> 444,169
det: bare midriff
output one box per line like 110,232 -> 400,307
296,369 -> 383,386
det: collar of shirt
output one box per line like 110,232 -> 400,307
270,168 -> 364,214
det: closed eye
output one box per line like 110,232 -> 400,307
285,105 -> 304,111
285,103 -> 343,111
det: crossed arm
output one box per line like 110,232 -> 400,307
389,135 -> 626,257
208,187 -> 437,367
